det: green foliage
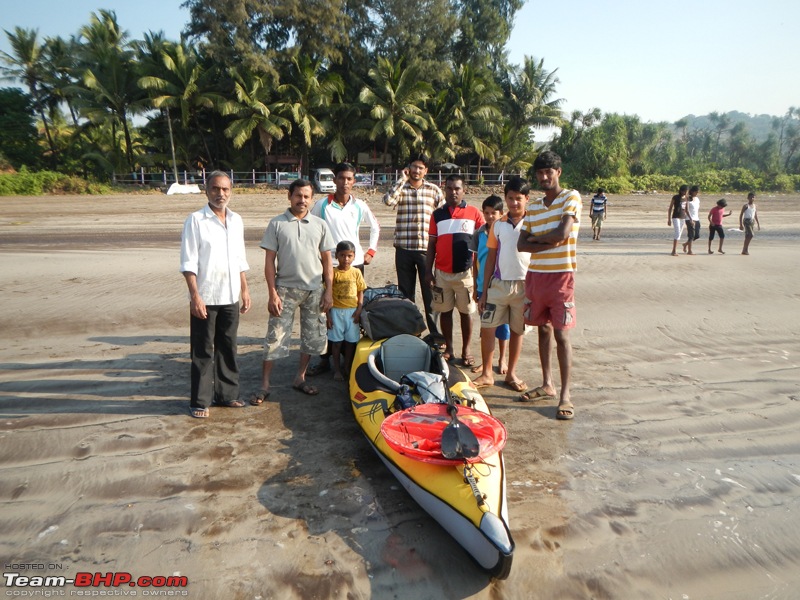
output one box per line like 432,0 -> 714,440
682,170 -> 726,192
0,88 -> 42,169
0,168 -> 111,195
768,173 -> 795,192
722,168 -> 763,192
630,174 -> 685,193
585,176 -> 633,195
4,4 -> 799,191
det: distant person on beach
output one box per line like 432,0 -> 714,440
469,195 -> 510,376
307,162 -> 380,377
590,187 -> 608,240
472,179 -> 531,392
707,198 -> 732,254
383,153 -> 445,340
326,240 -> 367,381
739,192 -> 761,255
683,185 -> 701,254
667,184 -> 689,256
180,171 -> 251,419
255,179 -> 335,404
424,173 -> 484,365
517,151 -> 582,420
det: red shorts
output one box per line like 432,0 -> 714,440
524,271 -> 576,330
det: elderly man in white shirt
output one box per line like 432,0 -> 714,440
180,171 -> 251,418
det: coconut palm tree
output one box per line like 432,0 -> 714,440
276,54 -> 344,175
218,68 -> 291,172
41,35 -> 81,127
422,89 -> 457,166
493,122 -> 535,174
138,36 -> 224,170
72,10 -> 147,172
0,27 -> 58,167
359,57 -> 433,170
505,56 -> 564,132
324,99 -> 373,164
443,64 -> 502,170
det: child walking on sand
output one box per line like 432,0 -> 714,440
327,241 -> 367,381
707,199 -> 732,254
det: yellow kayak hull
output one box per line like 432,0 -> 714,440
349,337 -> 514,578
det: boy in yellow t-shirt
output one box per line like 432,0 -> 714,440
327,241 -> 367,380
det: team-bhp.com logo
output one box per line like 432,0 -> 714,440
3,571 -> 189,596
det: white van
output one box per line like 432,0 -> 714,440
311,168 -> 336,193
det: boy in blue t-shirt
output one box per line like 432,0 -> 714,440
469,195 -> 510,374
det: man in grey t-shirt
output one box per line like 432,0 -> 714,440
252,179 -> 335,404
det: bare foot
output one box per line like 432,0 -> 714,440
708,250 -> 714,254
498,359 -> 508,375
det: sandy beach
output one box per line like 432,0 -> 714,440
1,188 -> 799,599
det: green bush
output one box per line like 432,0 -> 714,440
0,169 -> 112,195
767,173 -> 794,193
586,176 -> 633,194
631,174 -> 685,193
717,168 -> 763,192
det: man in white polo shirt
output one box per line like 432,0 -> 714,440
307,162 -> 380,376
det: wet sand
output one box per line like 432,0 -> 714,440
1,190 -> 799,599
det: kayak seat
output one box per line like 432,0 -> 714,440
380,334 -> 432,384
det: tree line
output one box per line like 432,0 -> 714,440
1,2 -> 798,193
552,108 -> 800,193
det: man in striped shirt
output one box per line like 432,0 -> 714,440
517,151 -> 582,420
383,153 -> 445,338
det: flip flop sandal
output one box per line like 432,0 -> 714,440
556,403 -> 575,420
251,390 -> 270,406
460,355 -> 476,367
190,407 -> 209,419
292,383 -> 319,396
505,380 -> 527,393
516,386 -> 556,402
212,399 -> 245,408
307,361 -> 330,377
471,377 -> 494,389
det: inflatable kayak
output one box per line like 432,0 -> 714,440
349,334 -> 514,579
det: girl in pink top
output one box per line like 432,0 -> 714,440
707,199 -> 732,254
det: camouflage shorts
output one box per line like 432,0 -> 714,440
263,286 -> 328,360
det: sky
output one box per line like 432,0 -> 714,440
2,0 -> 799,125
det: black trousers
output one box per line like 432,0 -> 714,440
190,303 -> 240,408
394,247 -> 440,337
